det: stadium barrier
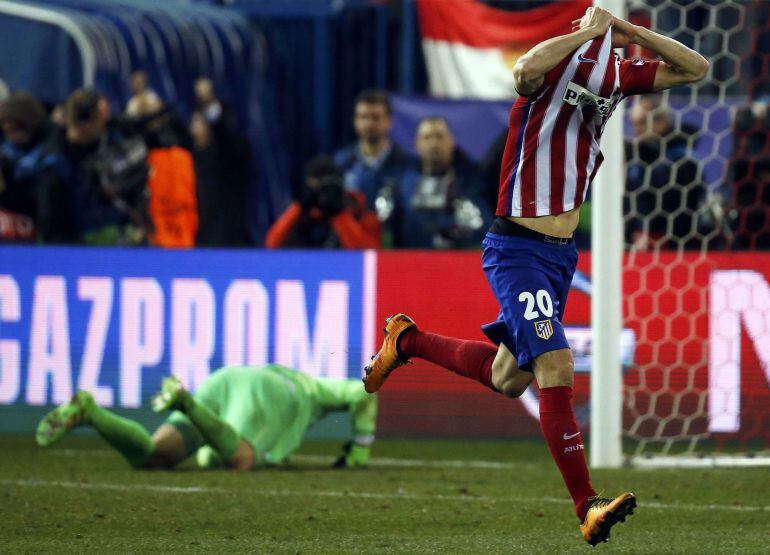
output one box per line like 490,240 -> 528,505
0,246 -> 768,449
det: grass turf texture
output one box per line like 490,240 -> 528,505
1,435 -> 767,554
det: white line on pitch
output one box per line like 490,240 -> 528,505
0,479 -> 224,494
292,454 -> 528,470
45,449 -> 533,469
1,479 -> 767,513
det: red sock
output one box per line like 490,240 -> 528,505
538,386 -> 596,520
398,329 -> 498,392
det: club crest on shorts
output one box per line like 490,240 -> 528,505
534,319 -> 554,340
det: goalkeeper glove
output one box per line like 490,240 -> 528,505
332,441 -> 371,468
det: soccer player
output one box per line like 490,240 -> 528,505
363,6 -> 708,546
36,365 -> 377,470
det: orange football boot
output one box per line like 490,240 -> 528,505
579,492 -> 636,546
363,314 -> 416,393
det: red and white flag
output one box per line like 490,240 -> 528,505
417,0 -> 591,99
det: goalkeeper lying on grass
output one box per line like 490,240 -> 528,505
36,365 -> 377,470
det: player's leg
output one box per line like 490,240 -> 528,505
364,314 -> 505,394
184,365 -> 310,469
152,375 -> 254,470
486,253 -> 600,522
488,230 -> 635,543
531,348 -> 596,518
532,349 -> 636,545
363,232 -> 540,397
490,342 -> 535,398
145,424 -> 189,469
36,391 -> 156,468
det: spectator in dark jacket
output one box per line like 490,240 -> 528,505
189,79 -> 251,247
0,92 -> 49,241
624,96 -> 704,250
36,89 -> 150,245
333,90 -> 416,217
265,156 -> 380,249
395,117 -> 489,249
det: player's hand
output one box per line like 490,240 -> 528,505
573,11 -> 639,48
573,7 -> 613,38
332,441 -> 371,468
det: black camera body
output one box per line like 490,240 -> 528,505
88,135 -> 150,199
301,173 -> 346,217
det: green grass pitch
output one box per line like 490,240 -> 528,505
1,435 -> 767,554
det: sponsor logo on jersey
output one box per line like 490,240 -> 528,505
534,319 -> 554,340
563,81 -> 612,115
564,443 -> 585,453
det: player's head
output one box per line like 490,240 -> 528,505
129,70 -> 149,95
353,89 -> 392,146
303,155 -> 343,190
194,77 -> 216,106
415,116 -> 455,171
64,88 -> 109,145
0,91 -> 47,147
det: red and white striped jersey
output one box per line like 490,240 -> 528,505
496,28 -> 660,218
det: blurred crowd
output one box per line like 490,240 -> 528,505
0,73 -> 250,248
267,90 -> 489,250
0,84 -> 491,251
1,81 -> 767,251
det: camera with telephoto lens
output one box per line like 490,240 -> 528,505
301,173 -> 346,217
314,174 -> 345,216
82,135 -> 152,242
87,136 -> 150,200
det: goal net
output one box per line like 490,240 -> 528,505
619,0 -> 770,466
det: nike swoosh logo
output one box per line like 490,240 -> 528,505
577,54 -> 598,64
563,432 -> 581,440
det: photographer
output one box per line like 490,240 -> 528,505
265,156 -> 380,249
36,88 -> 150,245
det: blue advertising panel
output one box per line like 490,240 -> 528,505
0,247 -> 374,416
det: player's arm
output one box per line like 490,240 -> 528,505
613,18 -> 709,90
312,378 -> 377,467
513,7 -> 612,96
335,391 -> 377,468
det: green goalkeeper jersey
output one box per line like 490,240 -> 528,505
166,365 -> 377,465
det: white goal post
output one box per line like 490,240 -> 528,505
590,0 -> 625,469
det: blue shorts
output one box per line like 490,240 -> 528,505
481,232 -> 578,371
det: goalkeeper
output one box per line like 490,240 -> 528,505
36,365 -> 377,470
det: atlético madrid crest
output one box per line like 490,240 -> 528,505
534,319 -> 554,340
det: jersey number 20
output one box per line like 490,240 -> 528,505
518,290 -> 554,320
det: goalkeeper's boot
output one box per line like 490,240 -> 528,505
36,391 -> 95,447
363,313 -> 416,393
579,492 -> 637,546
151,376 -> 190,413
